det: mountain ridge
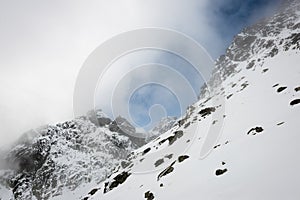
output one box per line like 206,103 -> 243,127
87,1 -> 300,199
1,0 -> 300,199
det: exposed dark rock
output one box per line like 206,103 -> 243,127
7,137 -> 51,174
145,191 -> 155,200
142,148 -> 151,155
154,159 -> 164,167
269,47 -> 279,57
165,154 -> 173,159
97,117 -> 111,127
255,127 -> 264,133
262,68 -> 269,73
198,107 -> 216,117
157,161 -> 176,181
167,136 -> 177,145
168,131 -> 183,145
227,94 -> 233,99
121,161 -> 131,169
247,127 -> 264,135
240,82 -> 249,91
228,35 -> 257,61
246,60 -> 255,69
108,116 -> 146,147
104,171 -> 131,193
174,130 -> 183,138
290,99 -> 300,106
215,168 -> 228,176
178,155 -> 189,163
158,138 -> 168,145
184,122 -> 191,129
178,119 -> 186,127
277,86 -> 287,93
159,131 -> 183,146
277,122 -> 285,126
88,188 -> 98,196
285,33 -> 300,50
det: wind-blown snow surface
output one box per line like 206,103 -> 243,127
87,2 -> 300,200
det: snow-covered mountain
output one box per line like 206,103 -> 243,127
1,0 -> 300,199
83,1 -> 300,199
0,116 -> 139,200
88,110 -> 147,147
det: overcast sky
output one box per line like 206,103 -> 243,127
0,0 -> 280,148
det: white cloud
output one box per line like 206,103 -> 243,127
0,0 -> 279,147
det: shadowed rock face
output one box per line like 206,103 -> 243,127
108,116 -> 147,147
228,35 -> 257,61
97,117 -> 112,127
87,110 -> 146,147
9,138 -> 50,173
108,117 -> 135,135
104,171 -> 131,193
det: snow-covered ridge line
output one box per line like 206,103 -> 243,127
87,1 -> 300,199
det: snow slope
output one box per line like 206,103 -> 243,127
86,1 -> 300,199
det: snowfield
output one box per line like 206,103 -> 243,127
88,1 -> 300,199
91,51 -> 300,200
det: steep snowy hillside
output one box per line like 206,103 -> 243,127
86,1 -> 300,199
0,116 -> 139,200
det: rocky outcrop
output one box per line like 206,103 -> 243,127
0,117 -> 136,199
